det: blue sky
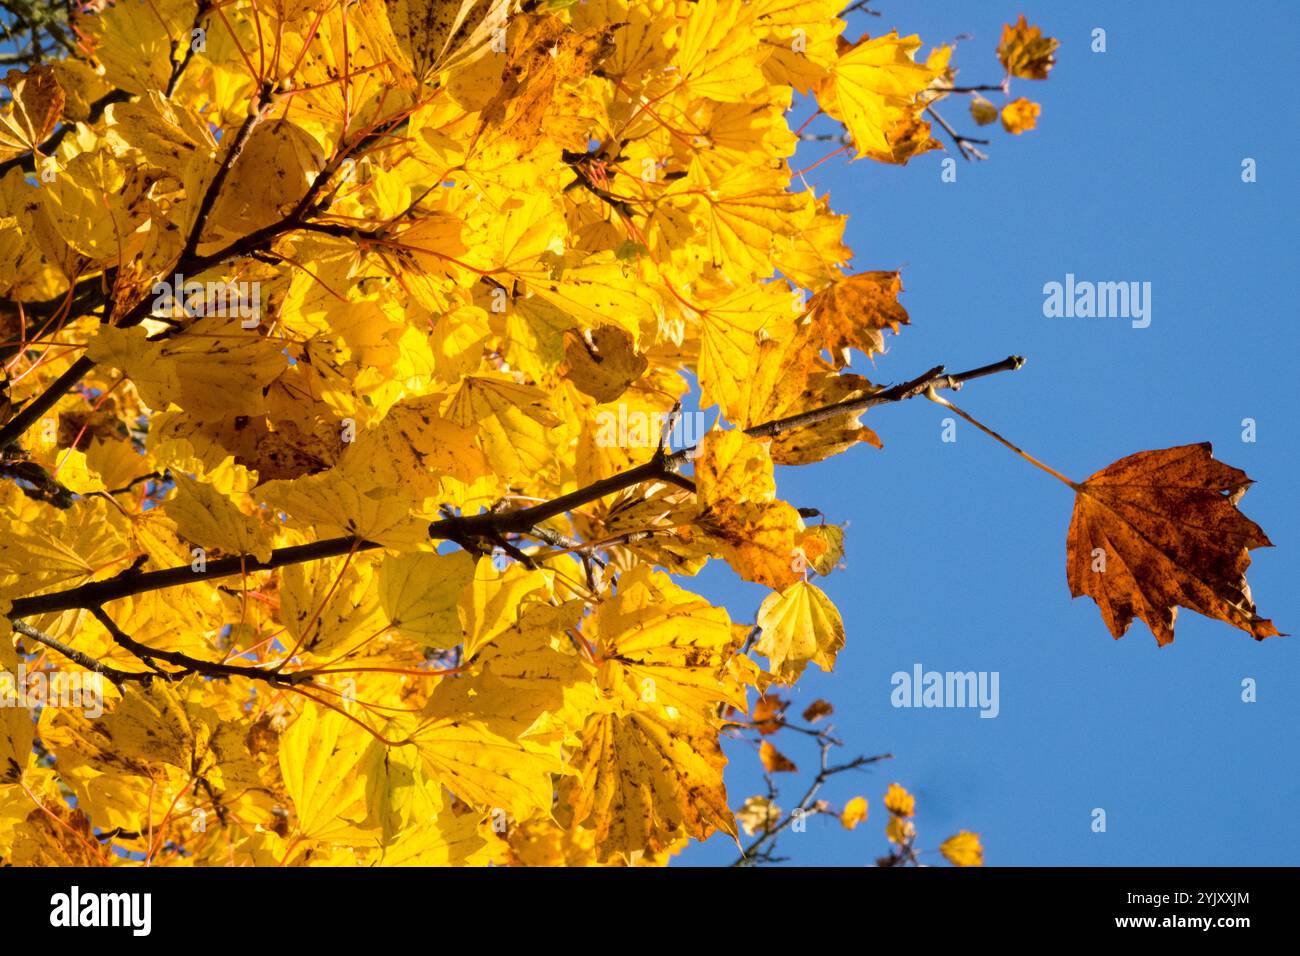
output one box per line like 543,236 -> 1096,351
684,0 -> 1300,866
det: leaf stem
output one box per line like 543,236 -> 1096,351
926,386 -> 1078,489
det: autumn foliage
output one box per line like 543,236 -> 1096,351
0,1 -> 1275,868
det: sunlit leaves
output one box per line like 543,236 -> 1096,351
0,0 -> 1066,870
819,32 -> 939,160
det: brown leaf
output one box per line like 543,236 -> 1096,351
801,699 -> 833,723
1066,443 -> 1279,646
759,740 -> 797,774
751,693 -> 786,734
805,270 -> 909,368
997,15 -> 1059,80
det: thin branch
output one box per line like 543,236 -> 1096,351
925,105 -> 989,161
180,80 -> 274,262
10,619 -> 148,686
88,606 -> 315,686
733,745 -> 893,866
6,357 -> 1026,617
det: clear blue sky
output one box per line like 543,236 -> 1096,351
684,0 -> 1300,866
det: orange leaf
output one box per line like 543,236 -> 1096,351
1066,443 -> 1279,646
996,15 -> 1059,80
759,741 -> 797,774
1000,97 -> 1040,135
806,270 -> 910,368
751,694 -> 787,735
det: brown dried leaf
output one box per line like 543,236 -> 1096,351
1066,443 -> 1279,646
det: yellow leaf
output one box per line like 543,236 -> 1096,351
736,794 -> 781,836
970,96 -> 999,126
378,550 -> 476,647
279,704 -> 374,843
1001,98 -> 1041,135
280,555 -> 387,657
562,326 -> 648,403
557,709 -> 735,863
675,0 -> 770,103
588,564 -> 742,720
940,830 -> 984,866
445,375 -> 561,478
459,558 -> 553,658
806,270 -> 910,367
841,795 -> 868,830
997,15 -> 1059,80
412,711 -> 560,820
696,429 -> 809,588
258,470 -> 428,550
99,680 -> 210,771
341,395 -> 488,497
883,782 -> 915,818
0,66 -> 64,161
0,622 -> 33,784
754,580 -> 846,682
166,473 -> 273,563
821,32 -> 938,159
885,814 -> 915,845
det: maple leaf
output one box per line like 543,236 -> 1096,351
997,16 -> 1059,80
557,709 -> 736,863
807,270 -> 910,367
754,580 -> 846,683
1066,443 -> 1279,646
0,66 -> 65,161
819,31 -> 939,160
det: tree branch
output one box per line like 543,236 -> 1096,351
10,618 -> 148,686
87,606 -> 315,686
733,743 -> 893,866
5,356 -> 1025,617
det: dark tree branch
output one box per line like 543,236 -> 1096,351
6,356 -> 1025,618
87,606 -> 315,686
